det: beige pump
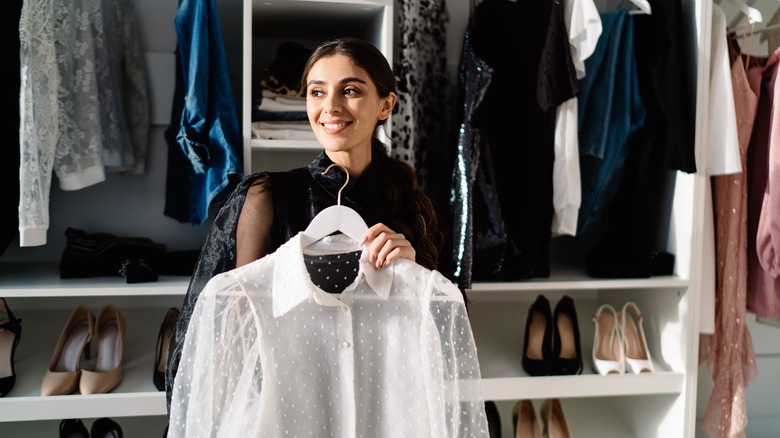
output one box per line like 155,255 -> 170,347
41,304 -> 94,396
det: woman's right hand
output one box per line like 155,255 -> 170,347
360,223 -> 415,269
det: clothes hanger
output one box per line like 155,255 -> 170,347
628,0 -> 652,15
301,163 -> 369,247
724,0 -> 763,26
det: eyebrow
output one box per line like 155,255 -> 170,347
306,77 -> 368,88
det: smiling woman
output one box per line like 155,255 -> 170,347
301,40 -> 396,175
164,37 -> 448,416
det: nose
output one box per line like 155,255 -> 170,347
323,93 -> 342,114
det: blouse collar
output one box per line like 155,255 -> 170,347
272,233 -> 394,317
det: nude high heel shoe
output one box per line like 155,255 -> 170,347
617,302 -> 655,374
41,304 -> 94,396
80,304 -> 126,394
512,399 -> 542,438
539,398 -> 572,438
591,304 -> 625,375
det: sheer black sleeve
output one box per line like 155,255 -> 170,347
165,171 -> 272,415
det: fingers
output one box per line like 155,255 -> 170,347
361,223 -> 416,269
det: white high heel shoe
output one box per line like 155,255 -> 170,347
617,302 -> 654,374
591,304 -> 625,375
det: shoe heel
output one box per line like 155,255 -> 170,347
592,304 -> 625,375
552,296 -> 582,375
41,304 -> 95,396
0,297 -> 22,397
80,304 -> 126,395
154,308 -> 180,391
540,398 -> 572,438
512,399 -> 542,438
522,295 -> 553,376
618,302 -> 655,374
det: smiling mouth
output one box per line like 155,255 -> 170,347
322,122 -> 351,129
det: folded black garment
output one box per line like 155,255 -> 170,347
259,41 -> 313,97
60,227 -> 167,282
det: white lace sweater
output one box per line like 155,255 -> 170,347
19,0 -> 149,246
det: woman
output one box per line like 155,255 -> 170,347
165,36 -> 442,412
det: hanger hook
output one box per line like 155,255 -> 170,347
322,163 -> 350,205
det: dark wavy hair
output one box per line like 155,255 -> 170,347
301,37 -> 442,270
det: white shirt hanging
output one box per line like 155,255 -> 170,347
169,233 -> 489,438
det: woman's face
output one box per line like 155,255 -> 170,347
305,54 -> 394,160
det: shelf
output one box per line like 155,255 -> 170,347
481,373 -> 684,401
2,416 -> 169,437
0,308 -> 171,422
466,273 -> 688,303
0,262 -> 189,297
251,138 -> 321,151
250,0 -> 390,39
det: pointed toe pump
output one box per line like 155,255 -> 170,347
80,304 -> 126,395
512,399 -> 542,438
484,400 -> 501,438
617,302 -> 655,374
592,304 -> 625,375
540,398 -> 572,438
0,297 -> 22,397
154,307 -> 180,391
59,418 -> 89,438
91,417 -> 124,438
41,304 -> 94,396
551,295 -> 582,375
522,295 -> 553,376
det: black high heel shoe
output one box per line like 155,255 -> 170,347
522,295 -> 553,376
551,295 -> 583,375
154,308 -> 180,391
484,400 -> 501,438
91,417 -> 123,438
59,419 -> 89,438
0,297 -> 22,397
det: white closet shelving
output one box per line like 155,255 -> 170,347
453,0 -> 711,436
242,0 -> 394,174
0,0 -> 714,436
0,0 -> 211,435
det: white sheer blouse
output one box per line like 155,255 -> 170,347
169,233 -> 489,438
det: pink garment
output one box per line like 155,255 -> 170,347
756,75 -> 780,277
699,38 -> 759,438
747,46 -> 780,323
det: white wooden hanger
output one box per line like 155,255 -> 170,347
301,163 -> 369,247
725,0 -> 763,25
628,0 -> 652,15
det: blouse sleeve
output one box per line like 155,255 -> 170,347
165,171 -> 271,414
427,271 -> 489,437
168,274 -> 263,437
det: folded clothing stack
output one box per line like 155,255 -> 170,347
59,228 -> 199,283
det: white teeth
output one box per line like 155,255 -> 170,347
323,123 -> 348,129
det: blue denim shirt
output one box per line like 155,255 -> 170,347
166,0 -> 243,225
577,10 -> 646,240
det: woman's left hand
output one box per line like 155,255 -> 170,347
360,223 -> 415,269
